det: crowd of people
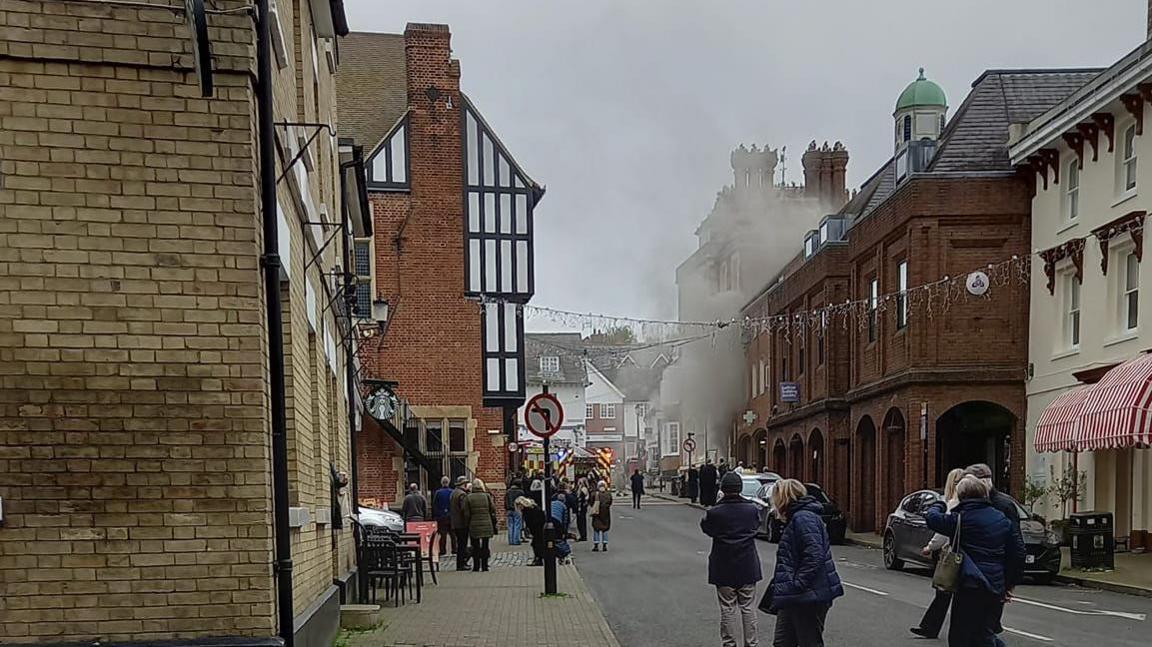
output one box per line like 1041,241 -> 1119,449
698,461 -> 1025,647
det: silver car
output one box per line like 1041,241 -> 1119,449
357,506 -> 405,532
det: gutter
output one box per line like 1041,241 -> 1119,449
340,145 -> 369,516
255,1 -> 294,644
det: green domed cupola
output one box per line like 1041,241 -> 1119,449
893,68 -> 949,152
895,68 -> 947,112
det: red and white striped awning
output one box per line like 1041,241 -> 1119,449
1077,353 -> 1152,451
1035,384 -> 1094,453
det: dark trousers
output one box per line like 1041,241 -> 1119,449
576,510 -> 588,540
773,602 -> 829,647
469,536 -> 491,571
454,528 -> 470,570
436,518 -> 453,556
917,588 -> 952,637
949,591 -> 1001,647
632,491 -> 642,509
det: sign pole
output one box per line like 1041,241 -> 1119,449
524,386 -> 563,596
541,385 -> 557,595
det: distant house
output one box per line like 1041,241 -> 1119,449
517,333 -> 588,447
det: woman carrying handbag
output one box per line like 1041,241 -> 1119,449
911,467 -> 966,638
924,476 -> 1025,647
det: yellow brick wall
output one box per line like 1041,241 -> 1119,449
0,0 -> 355,641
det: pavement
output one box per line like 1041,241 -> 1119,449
577,494 -> 1149,647
348,535 -> 620,647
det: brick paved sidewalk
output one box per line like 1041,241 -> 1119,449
349,537 -> 621,647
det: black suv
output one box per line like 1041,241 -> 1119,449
756,482 -> 847,545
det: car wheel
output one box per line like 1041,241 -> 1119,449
883,531 -> 904,571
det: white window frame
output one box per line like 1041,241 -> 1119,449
601,403 -> 617,420
1122,123 -> 1138,193
868,277 -> 879,342
1066,158 -> 1079,221
896,261 -> 908,330
1066,274 -> 1081,349
539,356 -> 560,374
1124,250 -> 1140,332
585,403 -> 594,420
667,422 -> 681,455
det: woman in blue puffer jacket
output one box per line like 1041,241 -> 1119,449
767,479 -> 844,647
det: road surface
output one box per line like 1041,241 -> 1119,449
573,495 -> 1148,647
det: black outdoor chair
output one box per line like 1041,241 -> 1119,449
362,534 -> 410,607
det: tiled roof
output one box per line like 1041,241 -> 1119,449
525,334 -> 588,386
336,32 -> 408,151
928,69 -> 1101,173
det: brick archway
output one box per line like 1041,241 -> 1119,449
808,428 -> 825,485
788,433 -> 805,480
771,438 -> 787,473
936,401 -> 1016,494
882,407 -> 907,521
854,416 -> 878,532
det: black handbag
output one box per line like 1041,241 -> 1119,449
758,580 -> 776,615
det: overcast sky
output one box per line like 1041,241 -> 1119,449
345,0 -> 1144,327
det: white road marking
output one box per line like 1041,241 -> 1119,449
1004,627 -> 1054,642
1013,596 -> 1146,621
842,581 -> 888,596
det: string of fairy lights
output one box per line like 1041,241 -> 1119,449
481,217 -> 1143,347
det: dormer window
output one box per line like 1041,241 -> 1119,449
540,356 -> 560,374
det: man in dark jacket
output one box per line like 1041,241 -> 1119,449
687,465 -> 700,504
629,469 -> 645,509
927,475 -> 1025,647
701,472 -> 762,647
966,463 -> 1025,647
699,459 -> 719,507
432,476 -> 455,556
401,483 -> 428,522
449,477 -> 471,571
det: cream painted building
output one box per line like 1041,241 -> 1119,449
1010,42 -> 1152,550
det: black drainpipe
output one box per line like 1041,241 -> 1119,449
256,0 -> 294,644
340,148 -> 365,518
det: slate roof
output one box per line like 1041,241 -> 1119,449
928,69 -> 1102,173
336,32 -> 408,151
843,68 -> 1101,220
525,333 -> 588,386
587,345 -> 668,402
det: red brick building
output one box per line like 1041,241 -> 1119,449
738,68 -> 1099,533
337,25 -> 543,512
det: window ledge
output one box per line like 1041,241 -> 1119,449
1051,348 -> 1081,361
1112,190 -> 1138,209
1056,220 -> 1080,236
1103,331 -> 1140,348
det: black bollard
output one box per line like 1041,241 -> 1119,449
543,520 -> 557,594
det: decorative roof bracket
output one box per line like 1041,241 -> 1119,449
1121,93 -> 1145,136
1062,132 -> 1085,169
1092,113 -> 1115,152
1076,122 -> 1100,162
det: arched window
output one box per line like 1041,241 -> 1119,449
903,115 -> 912,142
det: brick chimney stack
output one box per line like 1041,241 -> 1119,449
801,140 -> 850,210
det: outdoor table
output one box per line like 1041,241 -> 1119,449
394,543 -> 423,603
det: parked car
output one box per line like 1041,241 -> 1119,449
883,489 -> 1061,583
358,506 -> 405,533
755,482 -> 847,544
739,474 -> 772,527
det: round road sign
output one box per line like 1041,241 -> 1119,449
507,441 -> 519,453
682,437 -> 697,453
525,392 -> 564,438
